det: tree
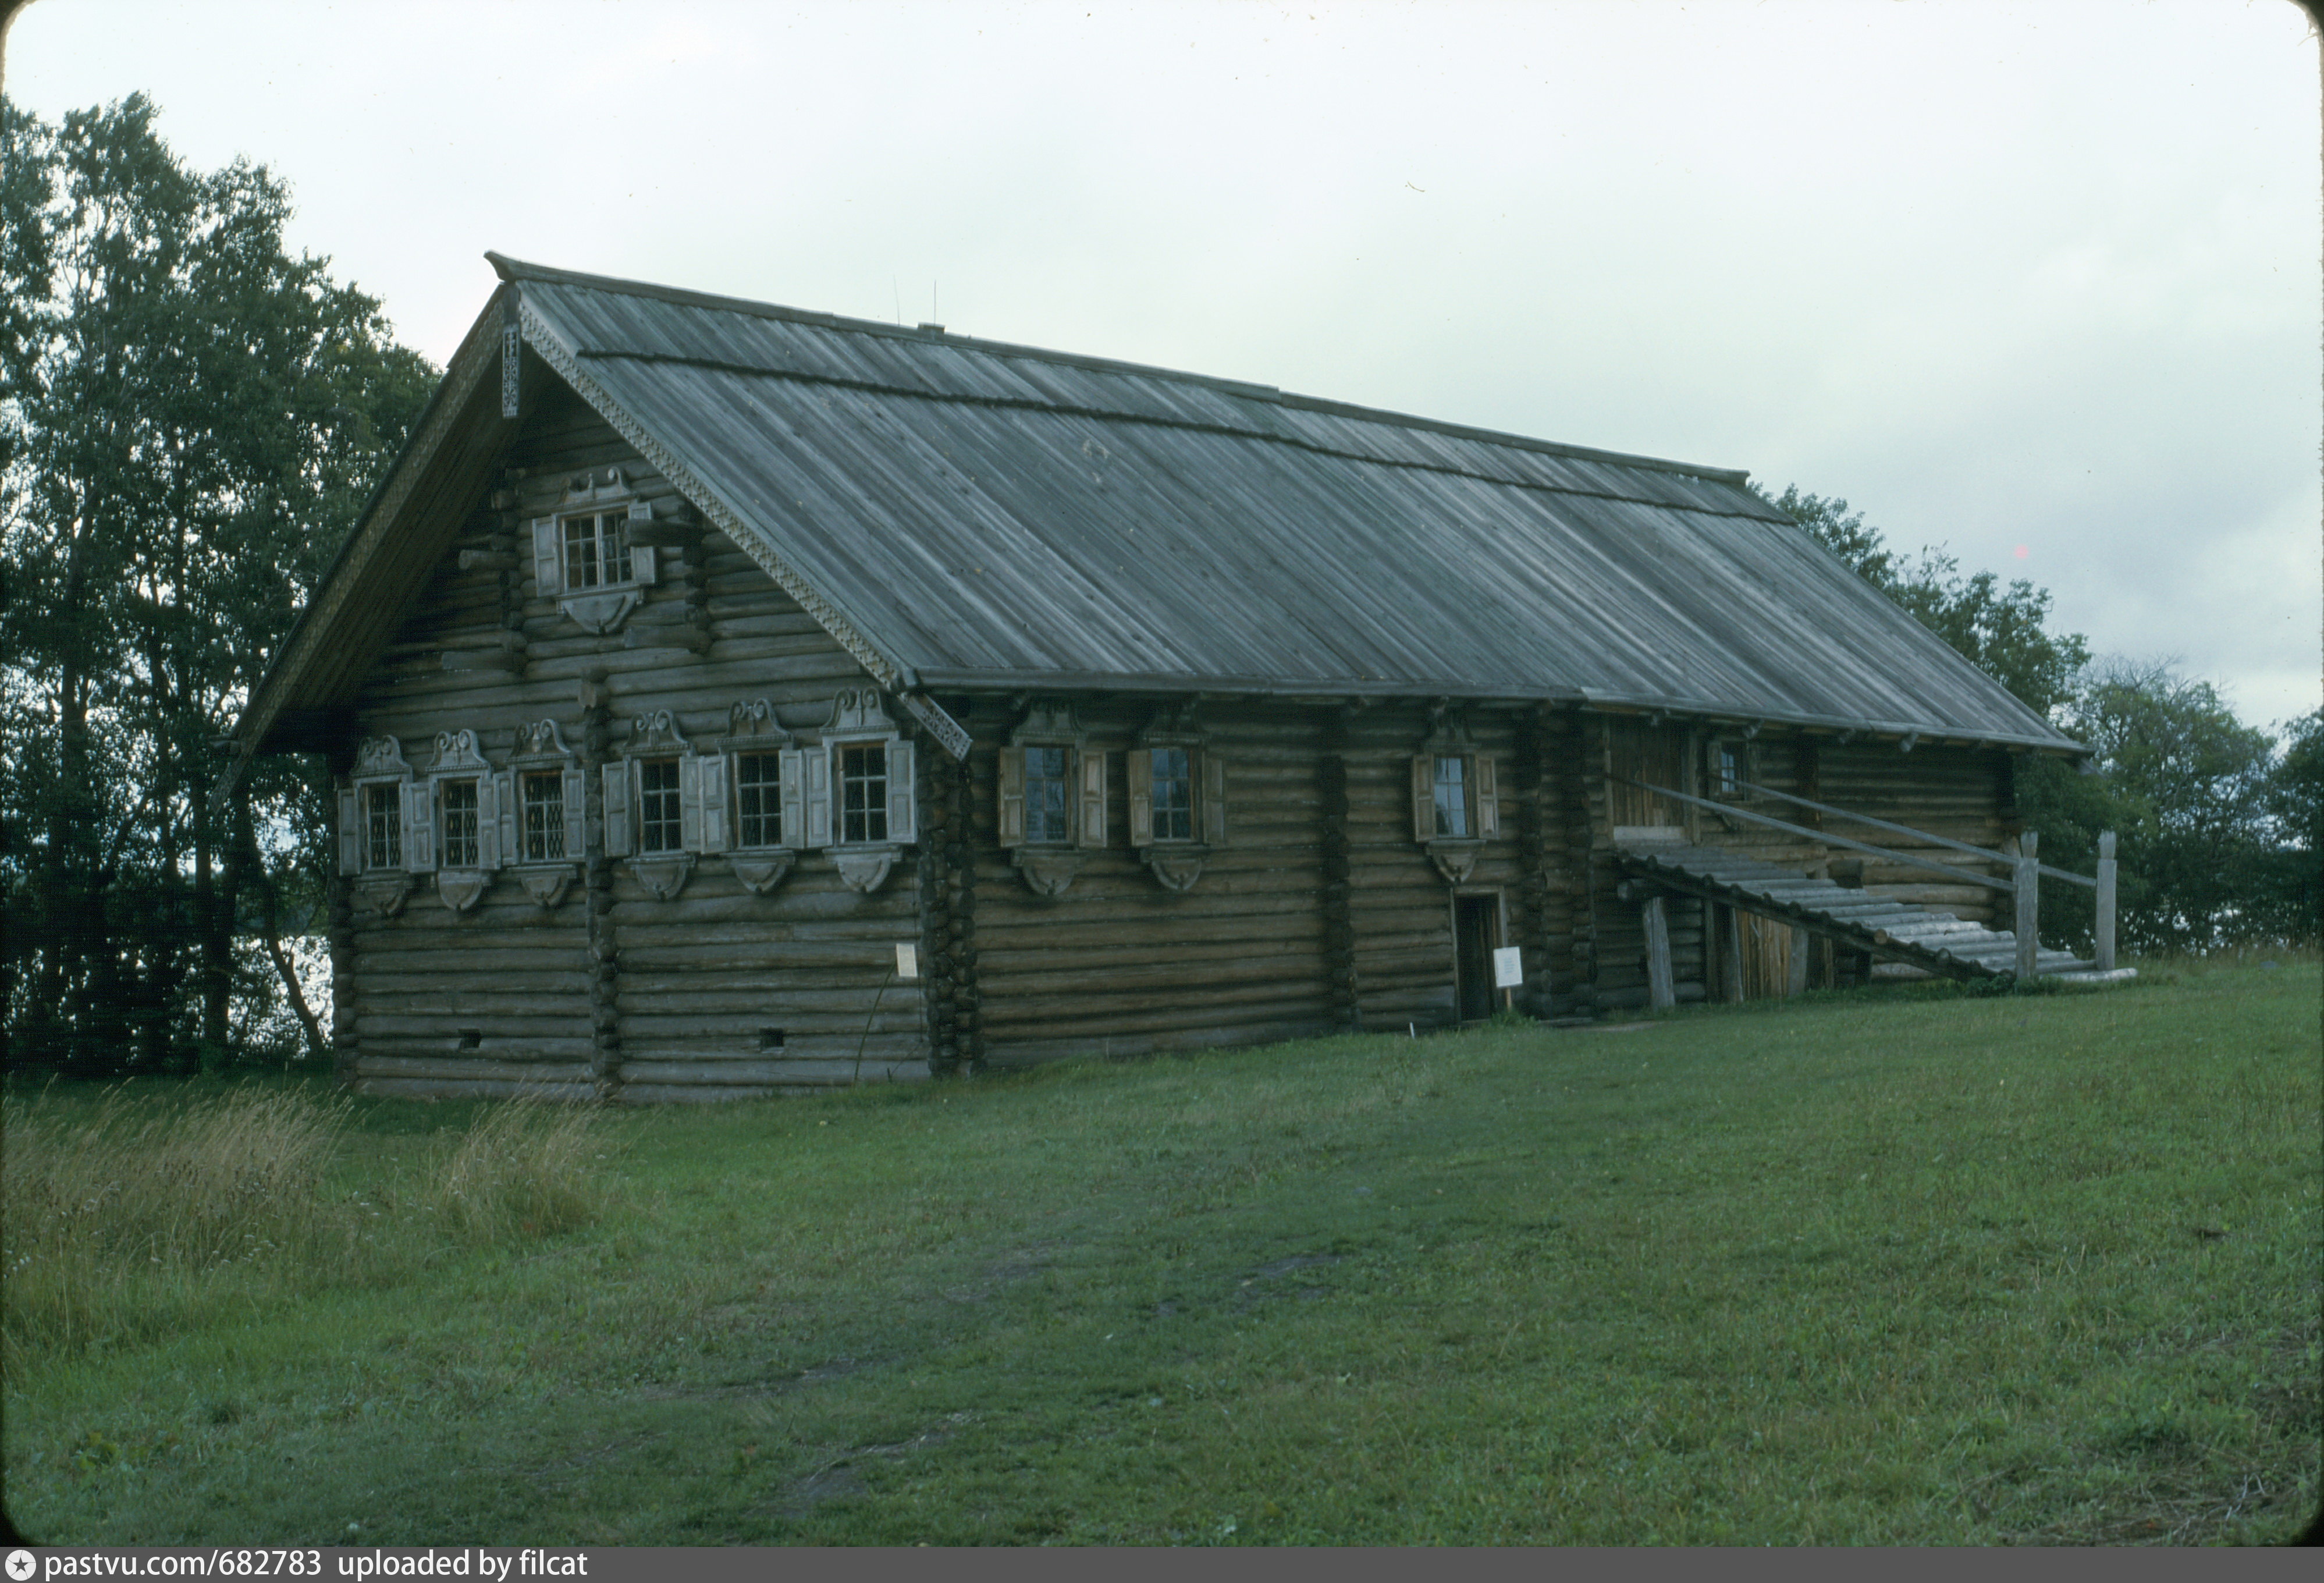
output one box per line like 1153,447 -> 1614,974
1758,484 -> 2089,716
1,94 -> 434,1076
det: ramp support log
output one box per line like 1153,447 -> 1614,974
2095,832 -> 2117,972
2013,831 -> 2041,979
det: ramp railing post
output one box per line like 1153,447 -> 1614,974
2094,831 -> 2117,971
2013,830 -> 2040,979
1642,895 -> 1676,1009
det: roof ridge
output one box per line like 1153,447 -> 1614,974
488,251 -> 1759,489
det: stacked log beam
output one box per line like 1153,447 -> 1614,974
919,741 -> 983,1074
1319,708 -> 1362,1031
580,669 -> 621,1096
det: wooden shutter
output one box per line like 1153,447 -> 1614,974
696,753 -> 729,853
678,755 -> 703,852
888,738 -> 917,843
996,746 -> 1025,844
1202,754 -> 1228,847
1475,754 -> 1499,839
1076,749 -> 1107,849
602,761 -> 633,857
778,747 -> 806,851
476,772 -> 503,869
531,517 -> 561,597
403,780 -> 435,872
804,746 -> 832,848
562,766 -> 588,861
626,503 -> 657,584
337,787 -> 361,875
1124,748 -> 1153,847
1410,755 -> 1433,842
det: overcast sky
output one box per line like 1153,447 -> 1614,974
8,0 -> 2318,728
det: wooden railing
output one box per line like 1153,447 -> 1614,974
1622,778 -> 2120,975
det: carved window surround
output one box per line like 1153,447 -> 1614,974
998,700 -> 1103,896
1127,701 -> 1225,892
427,729 -> 499,913
606,709 -> 706,901
719,698 -> 797,895
340,735 -> 418,914
819,690 -> 916,895
506,718 -> 584,908
531,468 -> 660,635
1413,707 -> 1500,886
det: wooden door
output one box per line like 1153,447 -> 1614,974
1453,893 -> 1501,1022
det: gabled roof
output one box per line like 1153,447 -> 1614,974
233,254 -> 2082,758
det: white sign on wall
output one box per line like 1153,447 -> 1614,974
895,943 -> 919,979
1492,946 -> 1523,989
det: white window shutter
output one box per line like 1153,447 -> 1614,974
697,753 -> 729,853
404,780 -> 436,873
887,737 -> 916,843
532,517 -> 561,597
337,787 -> 361,875
997,747 -> 1026,845
1124,749 -> 1153,848
562,766 -> 588,861
805,747 -> 833,847
778,747 -> 806,851
1410,755 -> 1433,843
1076,749 -> 1107,850
678,755 -> 703,852
602,761 -> 633,857
475,772 -> 502,869
1202,754 -> 1228,847
1476,755 -> 1500,839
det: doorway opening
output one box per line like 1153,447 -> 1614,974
1452,893 -> 1502,1023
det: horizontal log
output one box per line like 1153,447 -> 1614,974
355,1056 -> 595,1082
457,549 -> 521,572
356,1077 -> 598,1101
616,1059 -> 806,1085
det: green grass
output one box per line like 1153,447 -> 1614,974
5,954 -> 2316,1545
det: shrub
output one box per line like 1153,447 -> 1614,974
429,1098 -> 603,1245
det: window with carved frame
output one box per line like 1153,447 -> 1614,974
363,781 -> 403,869
519,771 -> 566,862
637,758 -> 684,854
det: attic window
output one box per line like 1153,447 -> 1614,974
561,510 -> 632,589
1431,755 -> 1472,837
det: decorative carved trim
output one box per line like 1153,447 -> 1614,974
1010,698 -> 1083,745
626,853 -> 695,901
825,687 -> 900,740
622,709 -> 694,757
1138,698 -> 1203,746
511,718 -> 578,766
518,300 -> 904,690
516,866 -> 575,910
898,693 -> 972,760
1427,838 -> 1483,885
354,873 -> 414,917
436,871 -> 491,913
1013,847 -> 1084,897
730,851 -> 797,895
354,735 -> 412,779
1139,844 -> 1209,892
719,698 -> 793,751
560,588 -> 642,635
560,466 -> 627,505
833,846 -> 897,895
432,728 -> 491,776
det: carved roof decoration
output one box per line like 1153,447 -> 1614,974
824,688 -> 900,741
621,709 -> 695,758
719,698 -> 794,750
353,736 -> 413,780
431,729 -> 492,776
510,719 -> 579,766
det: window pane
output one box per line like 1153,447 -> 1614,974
638,759 -> 682,853
364,782 -> 401,869
737,753 -> 781,847
1024,745 -> 1069,843
522,772 -> 564,861
1433,754 -> 1469,838
441,779 -> 479,868
841,743 -> 888,844
1152,747 -> 1192,842
562,516 -> 600,590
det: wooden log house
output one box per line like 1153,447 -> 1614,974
223,255 -> 2093,1101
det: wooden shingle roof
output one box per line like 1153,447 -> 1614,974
234,254 -> 2083,757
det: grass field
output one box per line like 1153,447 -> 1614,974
5,955 -> 2317,1546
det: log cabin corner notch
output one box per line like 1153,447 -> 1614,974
225,253 -> 2094,1101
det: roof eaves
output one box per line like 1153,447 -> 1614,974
223,286 -> 511,776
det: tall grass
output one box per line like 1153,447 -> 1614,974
3,1085 -> 608,1365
